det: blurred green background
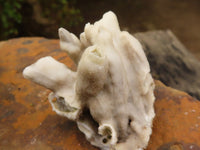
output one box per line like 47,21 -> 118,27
0,0 -> 200,56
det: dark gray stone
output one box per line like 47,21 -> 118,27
134,30 -> 200,100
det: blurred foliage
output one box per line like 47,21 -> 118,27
41,0 -> 83,27
0,0 -> 23,39
0,0 -> 83,40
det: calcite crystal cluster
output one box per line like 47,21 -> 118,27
23,11 -> 155,150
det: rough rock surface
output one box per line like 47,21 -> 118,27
135,30 -> 200,100
0,37 -> 200,150
149,80 -> 200,150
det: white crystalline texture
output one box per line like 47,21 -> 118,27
23,11 -> 155,150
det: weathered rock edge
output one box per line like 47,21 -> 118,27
135,30 -> 200,100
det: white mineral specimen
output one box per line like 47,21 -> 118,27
23,11 -> 155,150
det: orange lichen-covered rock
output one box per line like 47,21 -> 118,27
147,80 -> 200,150
0,37 -> 199,150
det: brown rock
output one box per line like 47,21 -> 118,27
147,80 -> 200,150
135,30 -> 200,100
0,37 -> 199,150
